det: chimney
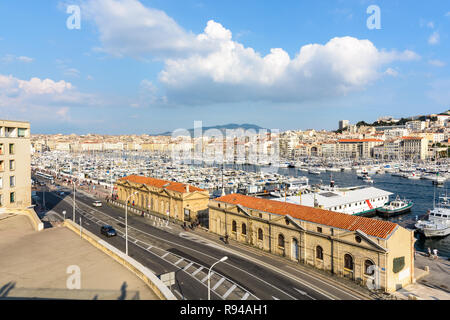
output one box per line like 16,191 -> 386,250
186,184 -> 190,193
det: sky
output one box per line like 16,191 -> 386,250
0,0 -> 449,134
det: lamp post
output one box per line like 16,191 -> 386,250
208,256 -> 228,300
125,191 -> 138,256
72,180 -> 76,222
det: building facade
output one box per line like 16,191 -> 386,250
115,175 -> 210,222
0,120 -> 31,211
209,193 -> 415,292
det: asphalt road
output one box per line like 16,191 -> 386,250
35,179 -> 370,301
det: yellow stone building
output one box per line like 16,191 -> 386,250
209,193 -> 415,292
115,175 -> 209,222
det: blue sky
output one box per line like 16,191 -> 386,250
0,0 -> 449,134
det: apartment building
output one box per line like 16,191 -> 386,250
0,120 -> 31,210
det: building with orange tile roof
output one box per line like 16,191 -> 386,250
209,193 -> 415,293
115,175 -> 209,222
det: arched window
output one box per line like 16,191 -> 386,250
258,228 -> 263,241
241,223 -> 247,235
232,220 -> 237,233
278,234 -> 285,248
316,246 -> 323,260
364,260 -> 375,275
344,254 -> 354,270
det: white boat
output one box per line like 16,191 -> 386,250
415,197 -> 450,238
407,173 -> 421,180
363,176 -> 374,184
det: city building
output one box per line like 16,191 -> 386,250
339,120 -> 349,131
208,193 -> 415,292
0,120 -> 31,210
114,175 -> 210,222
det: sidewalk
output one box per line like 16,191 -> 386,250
393,252 -> 450,300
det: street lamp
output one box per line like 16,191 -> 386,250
72,180 -> 76,222
125,191 -> 138,256
208,256 -> 228,300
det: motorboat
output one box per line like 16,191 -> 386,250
377,196 -> 413,218
415,197 -> 450,238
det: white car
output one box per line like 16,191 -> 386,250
92,201 -> 102,207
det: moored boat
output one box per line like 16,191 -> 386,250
377,196 -> 413,218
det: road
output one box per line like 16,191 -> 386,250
35,178 -> 371,301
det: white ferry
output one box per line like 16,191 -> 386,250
273,185 -> 392,217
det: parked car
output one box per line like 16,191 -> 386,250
100,225 -> 117,237
92,200 -> 102,207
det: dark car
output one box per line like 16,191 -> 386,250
100,225 -> 117,237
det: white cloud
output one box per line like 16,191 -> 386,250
428,31 -> 440,45
446,12 -> 450,17
1,54 -> 34,64
84,0 -> 421,106
159,22 -> 420,105
385,68 -> 399,77
82,0 -> 204,59
429,59 -> 446,67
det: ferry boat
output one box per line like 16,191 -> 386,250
273,185 -> 392,217
415,197 -> 450,238
377,196 -> 413,218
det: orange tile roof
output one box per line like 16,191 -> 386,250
402,136 -> 422,140
120,175 -> 205,193
215,194 -> 398,239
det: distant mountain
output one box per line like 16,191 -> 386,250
155,123 -> 267,136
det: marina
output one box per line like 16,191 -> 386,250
31,151 -> 450,258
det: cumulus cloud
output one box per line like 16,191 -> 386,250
0,74 -> 98,110
84,0 -> 421,106
159,21 -> 420,104
81,0 -> 204,59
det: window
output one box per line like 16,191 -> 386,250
232,220 -> 237,233
364,260 -> 375,275
0,194 -> 2,206
355,235 -> 362,243
317,227 -> 322,233
9,144 -> 14,155
0,161 -> 4,172
316,246 -> 323,260
0,177 -> 2,189
0,144 -> 3,155
10,192 -> 15,203
259,213 -> 262,218
9,176 -> 15,188
344,254 -> 354,270
278,234 -> 285,248
258,228 -> 263,241
241,223 -> 247,235
18,128 -> 26,137
9,160 -> 15,171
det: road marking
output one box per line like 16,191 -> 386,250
212,277 -> 226,291
134,239 -> 138,244
222,284 -> 237,299
191,266 -> 203,276
183,262 -> 194,271
294,287 -> 316,300
147,246 -> 153,250
202,272 -> 213,283
173,289 -> 185,300
272,296 -> 279,300
174,258 -> 184,266
241,292 -> 249,300
161,252 -> 169,259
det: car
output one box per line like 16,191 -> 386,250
92,200 -> 102,207
59,191 -> 65,196
100,225 -> 117,237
